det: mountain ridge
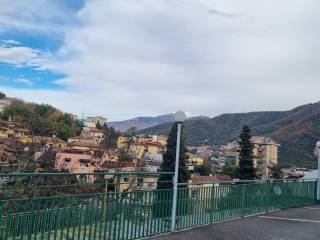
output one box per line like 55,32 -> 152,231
139,102 -> 320,167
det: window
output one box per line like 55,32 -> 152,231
123,177 -> 129,182
137,178 -> 143,187
80,161 -> 89,167
64,158 -> 71,167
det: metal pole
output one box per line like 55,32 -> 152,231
171,122 -> 182,233
316,141 -> 320,201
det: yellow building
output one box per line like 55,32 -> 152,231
236,136 -> 280,179
190,156 -> 204,166
0,121 -> 29,138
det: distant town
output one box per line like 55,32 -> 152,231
0,93 -> 316,194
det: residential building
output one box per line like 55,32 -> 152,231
84,116 -> 107,127
235,136 -> 280,179
0,120 -> 29,138
30,136 -> 67,149
55,150 -> 104,182
141,153 -> 163,172
67,141 -> 100,151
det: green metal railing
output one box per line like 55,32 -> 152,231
0,173 -> 317,240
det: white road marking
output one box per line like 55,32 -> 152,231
259,216 -> 320,223
303,207 -> 320,210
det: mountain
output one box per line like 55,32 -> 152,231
109,113 -> 176,132
139,102 -> 320,168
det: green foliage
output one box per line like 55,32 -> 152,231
0,101 -> 80,140
194,165 -> 211,176
157,122 -> 189,190
118,151 -> 132,162
0,91 -> 5,99
96,121 -> 102,129
222,163 -> 239,178
101,124 -> 119,149
238,125 -> 256,180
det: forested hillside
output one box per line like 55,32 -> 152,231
0,98 -> 81,140
140,102 -> 320,167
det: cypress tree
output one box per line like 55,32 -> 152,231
154,122 -> 189,217
157,122 -> 189,189
238,125 -> 256,180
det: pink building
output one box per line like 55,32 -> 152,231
55,150 -> 101,182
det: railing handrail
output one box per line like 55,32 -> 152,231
0,171 -> 174,177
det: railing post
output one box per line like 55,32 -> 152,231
316,141 -> 320,201
266,181 -> 269,213
171,122 -> 182,233
241,185 -> 245,217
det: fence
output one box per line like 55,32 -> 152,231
0,173 -> 318,240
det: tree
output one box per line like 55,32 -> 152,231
101,124 -> 119,149
96,121 -> 102,129
238,125 -> 256,180
157,122 -> 189,189
222,163 -> 239,178
0,101 -> 80,140
194,165 -> 211,176
0,92 -> 5,99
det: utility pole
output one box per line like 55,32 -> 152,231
171,111 -> 186,233
171,122 -> 182,233
316,141 -> 320,201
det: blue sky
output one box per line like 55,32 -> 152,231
0,0 -> 84,90
0,0 -> 320,120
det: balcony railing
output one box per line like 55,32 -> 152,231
0,172 -> 317,240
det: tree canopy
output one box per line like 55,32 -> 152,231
157,122 -> 189,189
0,92 -> 5,99
0,100 -> 80,140
238,125 -> 256,180
101,124 -> 119,149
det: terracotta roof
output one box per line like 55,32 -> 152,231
69,136 -> 94,140
0,120 -> 29,132
33,136 -> 66,144
135,141 -> 164,147
191,174 -> 233,183
101,160 -> 137,169
68,141 -> 99,148
89,127 -> 103,133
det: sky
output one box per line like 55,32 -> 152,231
0,0 -> 320,121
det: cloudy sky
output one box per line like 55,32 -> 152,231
0,0 -> 319,121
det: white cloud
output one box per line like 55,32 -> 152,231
1,39 -> 20,45
0,45 -> 56,71
1,0 -> 320,120
14,77 -> 33,86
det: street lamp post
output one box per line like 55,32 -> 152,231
316,141 -> 320,201
171,111 -> 186,233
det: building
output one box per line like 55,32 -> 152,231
141,153 -> 163,172
67,141 -> 100,151
189,174 -> 233,187
186,155 -> 205,171
83,116 -> 107,127
96,160 -> 140,192
131,141 -> 165,159
235,136 -> 280,179
55,150 -> 105,182
29,136 -> 67,149
0,120 -> 29,138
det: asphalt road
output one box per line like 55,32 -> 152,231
150,204 -> 320,240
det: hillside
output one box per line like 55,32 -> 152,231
139,102 -> 320,167
109,113 -> 176,132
